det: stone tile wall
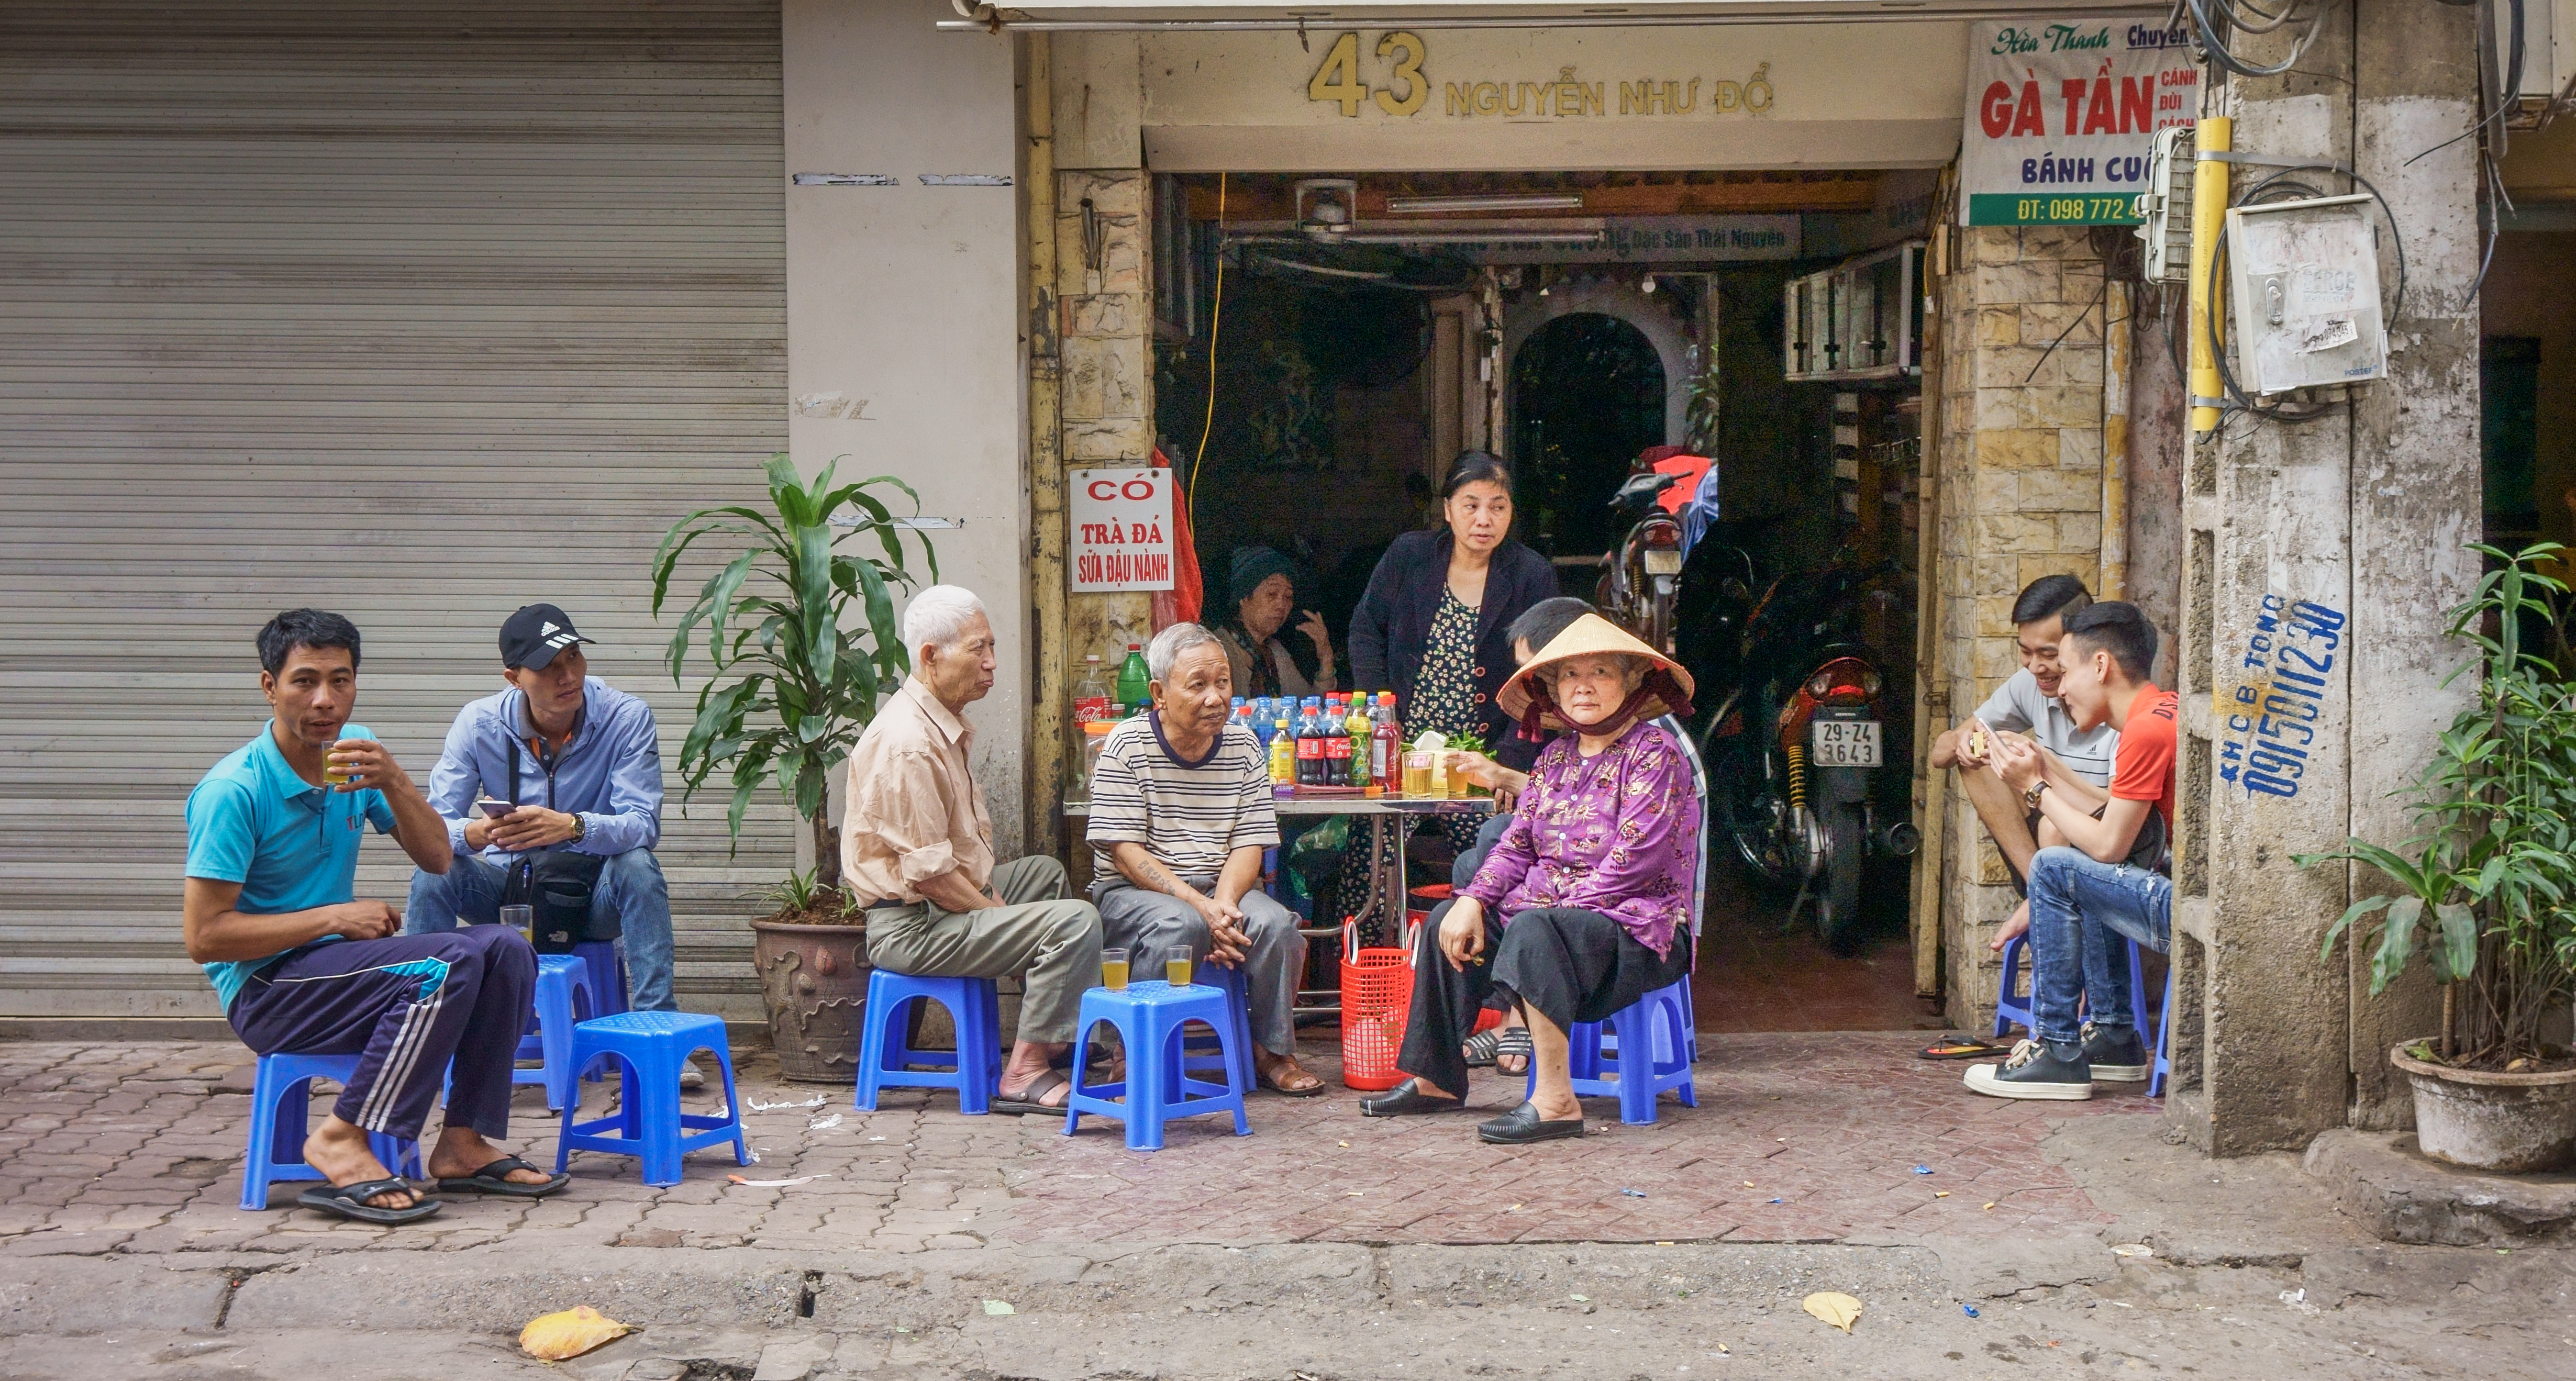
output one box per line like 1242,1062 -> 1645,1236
1934,225 -> 2111,1030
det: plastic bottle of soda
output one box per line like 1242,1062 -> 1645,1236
1294,698 -> 1324,786
1371,691 -> 1401,795
1343,694 -> 1372,789
1268,716 -> 1295,786
1323,695 -> 1353,786
1071,654 -> 1113,725
1115,643 -> 1150,716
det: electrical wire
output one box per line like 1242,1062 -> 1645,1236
2181,0 -> 2326,78
1187,171 -> 1226,538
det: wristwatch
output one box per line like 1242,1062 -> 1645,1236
2023,781 -> 2049,810
568,812 -> 588,844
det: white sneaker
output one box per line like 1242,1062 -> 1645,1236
679,1063 -> 706,1090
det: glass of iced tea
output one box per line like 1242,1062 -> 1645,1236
1101,948 -> 1130,991
1401,750 -> 1433,798
321,744 -> 354,788
1164,946 -> 1194,988
499,904 -> 534,945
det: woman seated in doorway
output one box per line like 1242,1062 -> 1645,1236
1212,545 -> 1337,700
1360,613 -> 1699,1144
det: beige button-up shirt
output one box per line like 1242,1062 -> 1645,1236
840,677 -> 994,904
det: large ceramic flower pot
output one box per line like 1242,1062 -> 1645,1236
752,918 -> 872,1084
2391,1041 -> 2576,1173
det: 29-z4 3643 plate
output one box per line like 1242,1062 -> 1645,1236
1809,719 -> 1881,767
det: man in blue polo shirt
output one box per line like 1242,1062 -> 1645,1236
185,609 -> 563,1223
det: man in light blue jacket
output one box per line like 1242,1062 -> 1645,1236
405,604 -> 676,1017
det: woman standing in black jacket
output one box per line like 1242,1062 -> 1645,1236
1349,451 -> 1559,779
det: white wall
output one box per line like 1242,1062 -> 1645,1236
784,0 -> 1029,854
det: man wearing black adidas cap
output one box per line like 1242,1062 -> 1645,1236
405,605 -> 679,1040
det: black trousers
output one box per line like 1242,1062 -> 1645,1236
1397,900 -> 1692,1097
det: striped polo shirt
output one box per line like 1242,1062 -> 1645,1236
1085,713 -> 1278,882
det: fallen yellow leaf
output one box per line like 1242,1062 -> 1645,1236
519,1306 -> 631,1361
1802,1291 -> 1864,1333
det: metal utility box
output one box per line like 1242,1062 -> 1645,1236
2224,194 -> 2388,395
2135,125 -> 2196,286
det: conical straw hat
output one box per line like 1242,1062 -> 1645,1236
1497,613 -> 1695,731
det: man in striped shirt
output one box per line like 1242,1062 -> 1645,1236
1087,623 -> 1321,1095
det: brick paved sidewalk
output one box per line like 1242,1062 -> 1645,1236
0,1031 -> 2150,1262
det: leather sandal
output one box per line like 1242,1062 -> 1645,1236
1357,1078 -> 1467,1117
1476,1101 -> 1586,1144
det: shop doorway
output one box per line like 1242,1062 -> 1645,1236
1509,311 -> 1666,559
1153,170 -> 1935,1031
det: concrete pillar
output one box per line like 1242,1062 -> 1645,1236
2170,4 -> 2478,1153
783,0 -> 1028,854
1934,225 -> 2112,1030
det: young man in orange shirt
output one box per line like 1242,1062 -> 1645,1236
1967,602 -> 2177,1100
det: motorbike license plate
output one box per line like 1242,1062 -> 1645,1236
1643,548 -> 1684,575
1810,719 -> 1882,767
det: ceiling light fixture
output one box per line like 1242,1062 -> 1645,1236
1385,193 -> 1586,214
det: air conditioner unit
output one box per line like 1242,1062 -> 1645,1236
2500,0 -> 2576,127
2136,125 -> 2196,286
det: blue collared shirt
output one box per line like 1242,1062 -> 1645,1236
185,723 -> 397,1010
423,677 -> 663,862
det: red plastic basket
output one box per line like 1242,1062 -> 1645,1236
1338,922 -> 1415,1091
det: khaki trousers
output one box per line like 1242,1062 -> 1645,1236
863,856 -> 1103,1043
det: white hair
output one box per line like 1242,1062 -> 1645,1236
903,585 -> 989,653
1147,622 -> 1225,682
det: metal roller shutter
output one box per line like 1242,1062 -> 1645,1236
0,2 -> 792,1023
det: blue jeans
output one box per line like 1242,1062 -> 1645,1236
2025,845 -> 2170,1046
405,850 -> 676,1013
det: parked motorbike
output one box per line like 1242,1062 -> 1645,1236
1595,470 -> 1685,654
1691,550 -> 1918,953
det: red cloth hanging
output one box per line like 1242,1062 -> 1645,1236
1149,447 -> 1204,630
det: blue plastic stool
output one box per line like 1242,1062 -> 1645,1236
1063,979 -> 1251,1151
1530,980 -> 1697,1126
852,971 -> 1002,1114
574,939 -> 628,1016
1179,963 -> 1257,1093
2149,967 -> 2177,1098
239,1052 -> 425,1210
513,955 -> 597,1112
554,1011 -> 749,1186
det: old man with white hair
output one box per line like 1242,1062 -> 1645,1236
1085,622 -> 1322,1095
842,585 -> 1104,1116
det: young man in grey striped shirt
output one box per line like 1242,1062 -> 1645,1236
1086,623 -> 1322,1095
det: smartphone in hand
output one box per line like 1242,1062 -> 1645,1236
475,797 -> 516,820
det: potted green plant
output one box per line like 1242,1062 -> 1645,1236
651,453 -> 936,1081
2302,543 -> 2576,1171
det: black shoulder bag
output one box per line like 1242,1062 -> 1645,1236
496,736 -> 612,953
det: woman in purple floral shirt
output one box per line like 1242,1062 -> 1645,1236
1361,614 -> 1699,1144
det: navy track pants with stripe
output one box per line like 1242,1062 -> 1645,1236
228,925 -> 535,1142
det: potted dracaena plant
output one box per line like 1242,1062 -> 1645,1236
2300,543 -> 2576,1171
651,453 -> 937,1081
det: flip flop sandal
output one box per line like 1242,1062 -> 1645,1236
1919,1034 -> 2011,1061
1257,1067 -> 1329,1098
991,1068 -> 1072,1116
1461,1028 -> 1504,1067
297,1176 -> 442,1225
436,1155 -> 571,1198
1487,1026 -> 1535,1076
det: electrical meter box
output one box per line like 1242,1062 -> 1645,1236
2135,125 -> 2195,286
2224,193 -> 2388,395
